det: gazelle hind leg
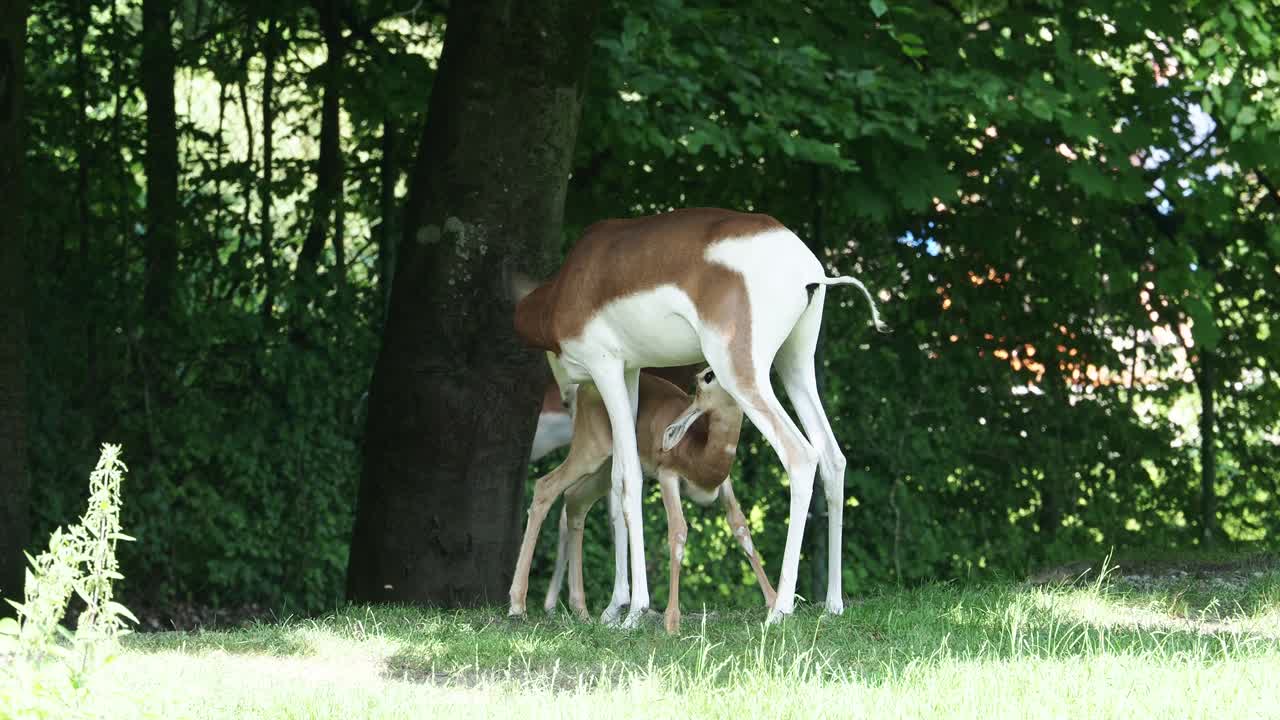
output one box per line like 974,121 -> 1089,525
718,478 -> 776,608
775,283 -> 847,615
697,332 -> 818,624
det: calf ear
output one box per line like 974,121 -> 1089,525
662,405 -> 707,451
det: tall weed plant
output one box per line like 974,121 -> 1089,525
0,444 -> 137,719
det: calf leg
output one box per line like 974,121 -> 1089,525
657,469 -> 688,634
509,453 -> 604,617
718,478 -> 776,609
564,468 -> 611,621
543,505 -> 570,614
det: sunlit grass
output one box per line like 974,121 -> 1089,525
86,563 -> 1280,719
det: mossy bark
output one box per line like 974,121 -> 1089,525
0,0 -> 30,612
346,0 -> 600,605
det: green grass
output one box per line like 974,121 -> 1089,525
84,559 -> 1280,719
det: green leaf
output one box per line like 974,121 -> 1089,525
1185,296 -> 1221,349
1068,162 -> 1111,197
870,0 -> 888,18
106,601 -> 139,625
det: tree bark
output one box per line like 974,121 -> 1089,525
1196,348 -> 1218,545
142,0 -> 179,324
0,0 -> 30,611
296,0 -> 345,292
73,0 -> 97,401
346,0 -> 600,606
376,117 -> 398,323
236,16 -> 255,266
259,16 -> 278,322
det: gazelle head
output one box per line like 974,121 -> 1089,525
662,367 -> 737,451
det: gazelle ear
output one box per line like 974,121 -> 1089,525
662,405 -> 707,451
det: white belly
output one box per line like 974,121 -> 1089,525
560,285 -> 706,378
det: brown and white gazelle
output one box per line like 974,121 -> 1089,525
515,208 -> 886,627
510,370 -> 775,633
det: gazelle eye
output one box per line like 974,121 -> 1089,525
703,371 -> 715,384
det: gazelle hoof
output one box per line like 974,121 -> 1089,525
600,603 -> 626,626
622,607 -> 650,630
765,605 -> 795,626
664,609 -> 681,635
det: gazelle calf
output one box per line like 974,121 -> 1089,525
509,370 -> 775,633
532,365 -> 704,618
515,207 -> 885,627
530,366 -> 702,464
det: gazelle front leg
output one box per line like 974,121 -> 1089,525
718,478 -> 776,609
657,469 -> 688,634
587,361 -> 651,628
600,481 -> 631,625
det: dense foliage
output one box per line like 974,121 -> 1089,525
15,0 -> 1280,613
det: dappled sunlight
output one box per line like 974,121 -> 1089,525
105,564 -> 1280,716
1040,586 -> 1280,639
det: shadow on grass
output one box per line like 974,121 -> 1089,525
120,560 -> 1280,688
124,620 -> 316,657
375,574 -> 1280,686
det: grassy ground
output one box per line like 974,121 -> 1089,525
81,554 -> 1280,719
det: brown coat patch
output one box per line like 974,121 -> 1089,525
514,208 -> 787,382
573,373 -> 742,494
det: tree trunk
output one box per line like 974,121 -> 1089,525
376,117 -> 398,323
1037,370 -> 1069,548
142,0 -> 179,324
73,0 -> 98,404
1196,348 -> 1218,545
236,18 -> 255,266
346,0 -> 600,606
259,16 -> 278,322
0,0 -> 30,610
296,0 -> 344,292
